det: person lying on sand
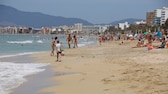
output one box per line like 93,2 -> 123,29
132,39 -> 147,48
153,37 -> 166,49
147,37 -> 166,51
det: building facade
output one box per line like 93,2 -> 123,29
146,12 -> 155,26
146,7 -> 168,26
160,7 -> 168,25
73,23 -> 83,34
81,25 -> 108,34
118,22 -> 130,30
154,9 -> 162,25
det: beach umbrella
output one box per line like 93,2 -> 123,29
156,30 -> 162,37
143,31 -> 148,35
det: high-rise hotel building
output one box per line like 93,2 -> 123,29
146,7 -> 168,26
146,12 -> 155,26
160,7 -> 168,25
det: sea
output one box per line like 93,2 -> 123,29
0,34 -> 97,94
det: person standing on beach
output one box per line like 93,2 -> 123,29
55,40 -> 62,62
73,34 -> 78,48
98,36 -> 103,45
50,36 -> 57,56
66,34 -> 72,48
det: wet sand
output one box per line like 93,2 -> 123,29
11,66 -> 55,94
4,55 -> 55,94
30,40 -> 168,94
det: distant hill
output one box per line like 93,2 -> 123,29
0,4 -> 93,28
109,18 -> 144,25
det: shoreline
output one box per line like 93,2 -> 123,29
0,34 -> 98,94
0,55 -> 55,94
2,39 -> 167,94
11,65 -> 55,94
31,40 -> 168,94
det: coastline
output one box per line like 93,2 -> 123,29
31,40 -> 168,94
0,34 -> 98,94
11,65 -> 55,94
0,55 -> 54,94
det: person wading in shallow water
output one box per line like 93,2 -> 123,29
50,36 -> 57,56
73,34 -> 78,48
66,34 -> 72,48
98,36 -> 103,45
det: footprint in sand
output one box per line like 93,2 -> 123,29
129,85 -> 138,88
104,89 -> 110,91
102,78 -> 112,84
81,72 -> 87,75
153,81 -> 168,85
64,66 -> 72,69
80,78 -> 85,81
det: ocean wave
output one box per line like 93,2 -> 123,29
36,40 -> 43,43
78,41 -> 95,47
0,52 -> 40,59
7,40 -> 33,44
0,62 -> 49,94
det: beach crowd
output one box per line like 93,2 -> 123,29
50,28 -> 168,62
29,28 -> 168,94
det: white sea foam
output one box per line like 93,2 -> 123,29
32,35 -> 40,37
7,40 -> 33,44
78,43 -> 87,47
0,52 -> 40,59
36,40 -> 43,43
0,62 -> 49,94
77,41 -> 95,47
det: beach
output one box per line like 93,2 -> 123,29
28,40 -> 168,94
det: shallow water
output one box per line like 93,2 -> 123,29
0,34 -> 97,94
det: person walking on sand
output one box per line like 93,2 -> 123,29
55,40 -> 62,62
50,36 -> 57,56
66,34 -> 72,48
73,34 -> 78,48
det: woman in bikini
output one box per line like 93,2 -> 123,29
50,36 -> 57,56
73,34 -> 78,48
66,34 -> 72,48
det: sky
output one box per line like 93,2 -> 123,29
0,0 -> 167,24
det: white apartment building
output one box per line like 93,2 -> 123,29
134,20 -> 146,25
154,9 -> 162,25
161,7 -> 168,25
154,7 -> 168,25
82,25 -> 108,34
74,23 -> 83,33
118,22 -> 130,30
82,25 -> 99,34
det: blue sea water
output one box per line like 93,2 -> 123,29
0,34 -> 97,56
0,34 -> 97,94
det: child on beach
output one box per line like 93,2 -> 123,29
55,40 -> 62,62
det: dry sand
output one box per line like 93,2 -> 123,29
32,40 -> 168,94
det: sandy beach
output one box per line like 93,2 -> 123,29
32,40 -> 168,94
